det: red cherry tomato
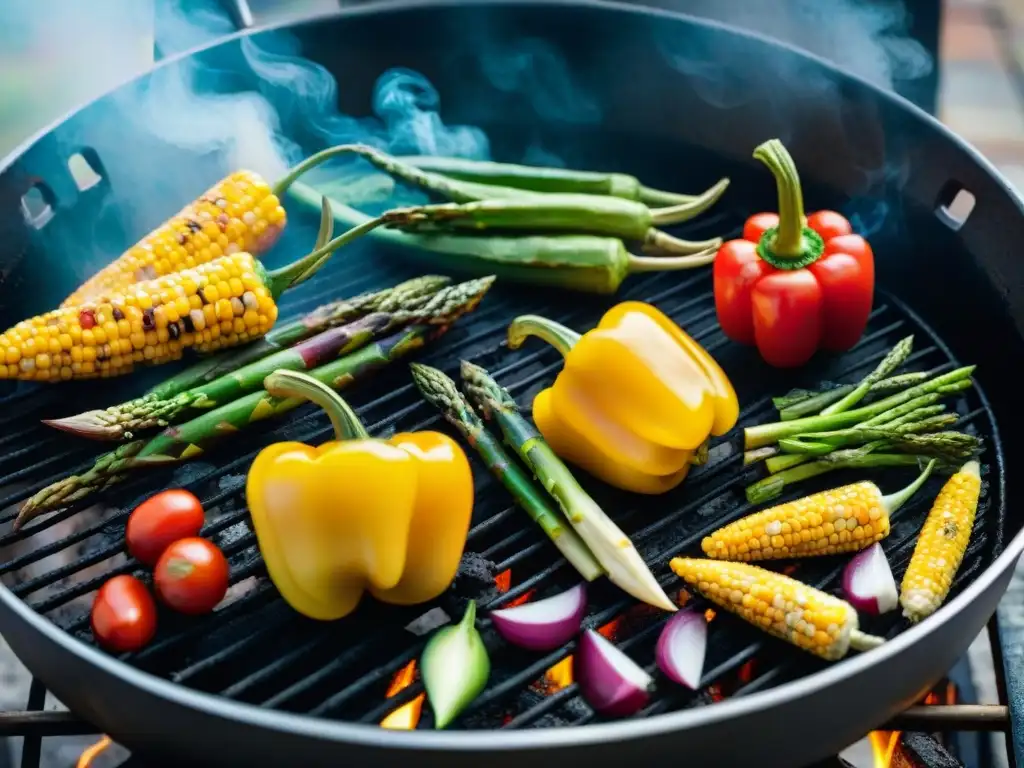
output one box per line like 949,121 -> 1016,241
91,575 -> 157,653
126,489 -> 205,566
154,538 -> 229,615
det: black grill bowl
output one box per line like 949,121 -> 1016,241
2,2 -> 1024,767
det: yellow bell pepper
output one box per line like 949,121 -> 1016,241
507,301 -> 739,494
245,370 -> 473,620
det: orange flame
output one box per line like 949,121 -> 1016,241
380,660 -> 425,730
77,736 -> 112,768
867,685 -> 956,766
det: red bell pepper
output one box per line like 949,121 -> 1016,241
713,139 -> 875,368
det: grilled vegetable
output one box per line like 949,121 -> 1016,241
773,372 -> 930,421
900,460 -> 982,622
460,360 -> 676,612
409,363 -> 602,581
490,583 -> 589,651
153,537 -> 229,615
655,608 -> 707,689
0,202 -> 384,382
382,196 -> 725,257
289,182 -> 718,295
400,154 -> 712,206
91,575 -> 157,653
125,489 -> 205,566
144,275 -> 450,401
843,543 -> 899,615
575,629 -> 654,717
819,336 -> 914,416
669,558 -> 884,660
16,321 -> 461,528
245,370 -> 474,619
704,461 -> 935,561
48,276 -> 492,440
506,305 -> 737,494
714,139 -> 875,367
421,600 -> 490,729
63,170 -> 286,307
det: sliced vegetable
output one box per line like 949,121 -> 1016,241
91,575 -> 157,653
842,543 -> 899,615
713,139 -> 875,367
901,460 -> 982,622
246,370 -> 473,620
654,609 -> 707,689
125,489 -> 205,566
460,360 -> 676,612
409,364 -> 603,582
153,537 -> 229,615
505,304 -> 738,494
574,629 -> 654,717
669,558 -> 884,660
704,461 -> 935,560
421,600 -> 490,729
490,584 -> 588,651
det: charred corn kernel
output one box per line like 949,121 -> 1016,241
900,461 -> 982,622
0,251 -> 277,381
702,464 -> 935,561
62,171 -> 285,307
670,558 -> 860,660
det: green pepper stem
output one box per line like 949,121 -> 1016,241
881,459 -> 936,514
643,229 -> 723,256
262,370 -> 368,440
627,247 -> 718,273
506,315 -> 581,357
753,140 -> 806,257
648,177 -> 731,225
273,144 -> 363,195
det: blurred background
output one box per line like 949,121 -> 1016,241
0,0 -> 1022,766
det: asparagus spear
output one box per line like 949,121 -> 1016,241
459,360 -> 676,612
775,372 -> 930,421
745,366 -> 976,449
145,274 -> 450,400
818,336 -> 914,416
409,363 -> 603,582
16,323 -> 451,529
778,421 -> 972,455
45,277 -> 493,441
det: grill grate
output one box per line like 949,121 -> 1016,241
0,200 -> 1004,732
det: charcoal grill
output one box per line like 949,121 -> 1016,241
2,2 -> 1024,767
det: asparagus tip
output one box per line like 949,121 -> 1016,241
41,414 -> 125,441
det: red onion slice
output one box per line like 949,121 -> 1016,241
490,583 -> 587,651
574,629 -> 654,717
655,609 -> 707,688
842,542 -> 898,615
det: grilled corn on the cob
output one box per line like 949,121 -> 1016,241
63,171 -> 286,307
669,558 -> 883,660
900,460 -> 982,622
0,200 -> 382,382
702,461 -> 935,561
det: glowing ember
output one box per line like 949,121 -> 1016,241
704,608 -> 716,622
737,660 -> 756,684
494,569 -> 512,593
77,736 -> 112,768
380,660 -> 425,730
865,684 -> 957,767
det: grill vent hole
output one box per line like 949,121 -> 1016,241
20,183 -> 55,229
67,150 -> 104,192
935,183 -> 976,231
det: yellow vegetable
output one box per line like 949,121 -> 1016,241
63,170 -> 285,307
900,460 -> 981,622
670,558 -> 883,660
701,461 -> 934,561
506,301 -> 738,494
246,370 -> 473,620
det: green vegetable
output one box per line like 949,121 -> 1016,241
380,197 -> 724,256
399,154 -> 713,206
409,363 -> 603,582
779,429 -> 980,461
775,371 -> 930,420
290,182 -> 717,295
145,275 -> 450,400
459,360 -> 675,612
421,600 -> 490,729
15,321 -> 464,530
45,277 -> 492,441
819,336 -> 914,416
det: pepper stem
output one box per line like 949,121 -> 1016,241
262,370 -> 369,440
266,198 -> 385,297
506,315 -> 581,357
752,139 -> 824,270
272,143 -> 365,195
881,459 -> 936,515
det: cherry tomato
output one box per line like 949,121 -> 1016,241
125,489 -> 205,566
91,575 -> 157,653
154,538 -> 229,615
